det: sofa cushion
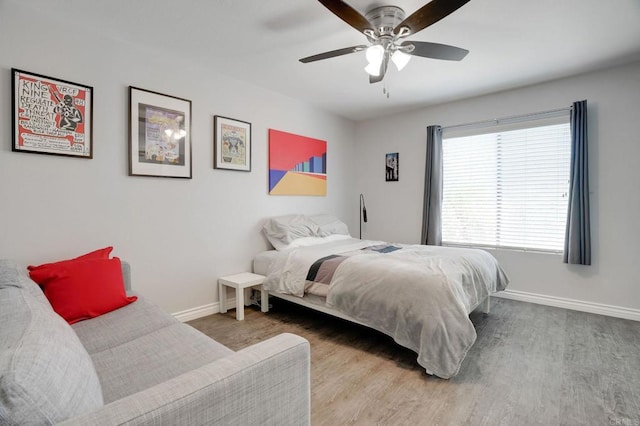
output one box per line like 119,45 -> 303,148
72,295 -> 178,354
74,296 -> 233,403
28,257 -> 137,324
89,323 -> 233,403
0,261 -> 104,424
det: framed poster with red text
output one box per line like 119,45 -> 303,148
12,68 -> 93,158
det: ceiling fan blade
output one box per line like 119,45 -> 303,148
299,45 -> 367,63
395,0 -> 470,36
317,0 -> 373,34
369,52 -> 390,84
402,41 -> 468,61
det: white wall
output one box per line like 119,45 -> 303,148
355,60 -> 640,312
0,2 -> 357,314
3,3 -> 638,318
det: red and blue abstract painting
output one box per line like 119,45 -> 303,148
268,129 -> 327,195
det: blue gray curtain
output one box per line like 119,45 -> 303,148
421,125 -> 443,245
563,100 -> 591,265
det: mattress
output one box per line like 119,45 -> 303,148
253,250 -> 279,276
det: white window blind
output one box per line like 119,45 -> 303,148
442,121 -> 571,252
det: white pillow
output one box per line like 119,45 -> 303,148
308,214 -> 350,237
262,215 -> 319,250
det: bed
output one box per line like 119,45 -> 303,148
255,214 -> 509,379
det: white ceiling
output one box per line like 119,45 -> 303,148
21,0 -> 640,121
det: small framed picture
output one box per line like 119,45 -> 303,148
12,68 -> 93,158
386,152 -> 399,182
129,86 -> 192,179
214,115 -> 251,171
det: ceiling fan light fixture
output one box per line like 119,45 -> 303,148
365,44 -> 384,64
391,50 -> 411,71
365,44 -> 384,76
364,62 -> 380,76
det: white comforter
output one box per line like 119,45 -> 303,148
263,238 -> 509,378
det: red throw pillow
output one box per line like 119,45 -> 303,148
27,247 -> 113,271
29,257 -> 137,324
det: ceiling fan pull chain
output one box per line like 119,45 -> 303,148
383,81 -> 390,99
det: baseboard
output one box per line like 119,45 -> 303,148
493,290 -> 640,322
172,297 -> 236,323
174,292 -> 640,323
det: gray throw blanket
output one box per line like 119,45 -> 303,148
264,239 -> 509,378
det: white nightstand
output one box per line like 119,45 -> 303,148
218,272 -> 268,320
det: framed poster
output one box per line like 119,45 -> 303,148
12,68 -> 93,158
214,115 -> 251,171
385,152 -> 399,181
129,86 -> 192,179
268,129 -> 326,196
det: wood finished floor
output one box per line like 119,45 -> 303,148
188,297 -> 640,426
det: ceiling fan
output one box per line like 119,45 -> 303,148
300,0 -> 471,84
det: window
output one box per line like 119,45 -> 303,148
442,119 -> 571,252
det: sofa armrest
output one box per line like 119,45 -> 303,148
120,261 -> 131,292
59,333 -> 310,426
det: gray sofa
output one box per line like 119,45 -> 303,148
0,259 -> 311,425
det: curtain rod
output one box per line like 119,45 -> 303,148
442,106 -> 572,132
